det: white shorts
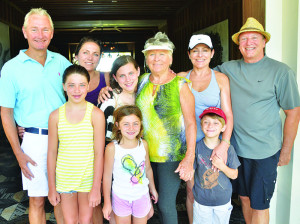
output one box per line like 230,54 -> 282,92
21,132 -> 48,197
193,200 -> 233,224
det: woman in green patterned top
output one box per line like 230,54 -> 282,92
136,32 -> 196,224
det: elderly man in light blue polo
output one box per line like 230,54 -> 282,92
0,8 -> 71,224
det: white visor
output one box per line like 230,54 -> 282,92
142,45 -> 173,54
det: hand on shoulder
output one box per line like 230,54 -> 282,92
98,86 -> 113,104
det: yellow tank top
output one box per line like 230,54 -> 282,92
56,102 -> 94,192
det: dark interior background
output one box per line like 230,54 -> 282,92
0,0 -> 266,71
0,0 -> 265,144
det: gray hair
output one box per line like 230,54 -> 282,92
23,8 -> 54,30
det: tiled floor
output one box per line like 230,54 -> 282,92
0,143 -> 245,224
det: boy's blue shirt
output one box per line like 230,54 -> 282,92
193,139 -> 240,206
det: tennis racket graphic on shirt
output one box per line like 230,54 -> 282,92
198,154 -> 224,189
121,154 -> 145,185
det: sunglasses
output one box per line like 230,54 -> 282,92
147,38 -> 169,43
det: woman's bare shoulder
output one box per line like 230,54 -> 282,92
214,70 -> 230,90
214,70 -> 229,82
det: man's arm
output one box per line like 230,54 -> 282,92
1,107 -> 36,179
278,107 -> 300,166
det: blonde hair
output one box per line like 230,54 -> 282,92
143,32 -> 175,55
23,8 -> 54,29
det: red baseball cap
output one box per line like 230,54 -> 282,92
199,107 -> 227,123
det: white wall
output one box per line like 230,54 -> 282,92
290,1 -> 300,223
266,0 -> 300,223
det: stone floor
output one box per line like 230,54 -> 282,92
0,143 -> 245,224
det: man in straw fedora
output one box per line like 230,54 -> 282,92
215,17 -> 300,223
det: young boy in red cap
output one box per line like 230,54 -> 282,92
193,107 -> 240,224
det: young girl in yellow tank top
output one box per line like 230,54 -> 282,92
47,64 -> 105,223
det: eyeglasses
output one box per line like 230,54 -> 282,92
147,38 -> 169,43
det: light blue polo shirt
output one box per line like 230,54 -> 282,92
0,50 -> 71,128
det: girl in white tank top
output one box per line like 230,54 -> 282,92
102,105 -> 158,223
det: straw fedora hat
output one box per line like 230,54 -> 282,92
232,17 -> 271,45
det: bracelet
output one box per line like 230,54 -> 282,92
222,138 -> 230,145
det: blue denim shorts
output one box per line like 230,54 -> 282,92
233,150 -> 280,210
57,190 -> 77,194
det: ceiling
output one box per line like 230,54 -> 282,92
9,0 -> 194,33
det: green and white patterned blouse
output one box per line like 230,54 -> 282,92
136,73 -> 189,163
